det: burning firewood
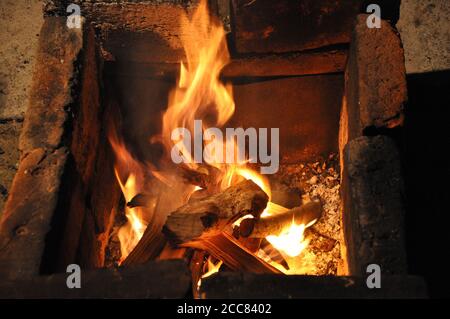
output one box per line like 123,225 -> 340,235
258,238 -> 290,270
121,218 -> 166,267
162,179 -> 269,245
184,233 -> 281,274
238,200 -> 323,238
180,165 -> 222,189
157,243 -> 188,261
121,186 -> 187,266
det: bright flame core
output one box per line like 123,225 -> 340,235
267,222 -> 310,258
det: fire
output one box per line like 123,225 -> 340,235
231,168 -> 311,261
266,222 -> 310,258
234,168 -> 271,200
109,131 -> 150,262
109,0 -> 315,273
114,170 -> 148,262
198,257 -> 223,289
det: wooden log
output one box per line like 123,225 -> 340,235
179,164 -> 221,190
157,243 -> 188,261
258,238 -> 289,271
183,233 -> 282,274
121,186 -> 186,266
121,216 -> 166,267
239,201 -> 323,238
237,237 -> 262,254
163,179 -> 269,245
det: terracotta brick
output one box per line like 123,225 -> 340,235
201,272 -> 427,298
231,0 -> 361,54
19,17 -> 83,154
0,17 -> 108,279
230,75 -> 343,163
0,17 -> 85,279
0,147 -> 68,280
0,259 -> 191,298
46,1 -> 199,63
345,14 -> 407,139
341,136 -> 407,276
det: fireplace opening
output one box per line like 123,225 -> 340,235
97,1 -> 345,294
0,0 -> 426,299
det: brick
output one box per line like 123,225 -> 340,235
0,17 -> 109,279
46,1 -> 198,63
231,0 -> 361,54
201,272 -> 428,298
341,136 -> 407,276
344,15 -> 407,139
0,147 -> 68,280
397,0 -> 450,74
19,17 -> 84,154
0,259 -> 191,298
229,75 -> 343,163
0,121 -> 22,218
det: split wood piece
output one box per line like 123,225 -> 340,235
183,232 -> 282,274
239,200 -> 323,238
157,243 -> 188,261
237,237 -> 262,254
259,238 -> 289,271
189,250 -> 207,298
179,164 -> 222,190
163,179 -> 269,245
121,216 -> 166,267
233,226 -> 288,270
121,196 -> 166,266
266,201 -> 289,215
122,184 -> 189,266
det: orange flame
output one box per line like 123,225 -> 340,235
161,0 -> 234,170
109,131 -> 150,262
198,257 -> 223,289
114,171 -> 148,261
